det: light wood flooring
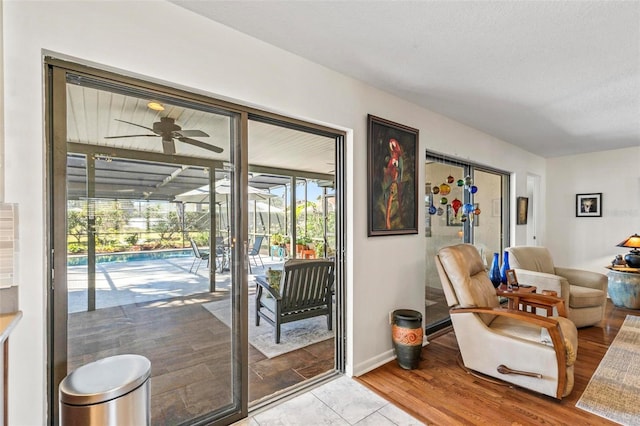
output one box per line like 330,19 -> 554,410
67,292 -> 334,425
357,300 -> 634,425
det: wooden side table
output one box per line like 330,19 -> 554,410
496,285 -> 537,311
496,286 -> 566,317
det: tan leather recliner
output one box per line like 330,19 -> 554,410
506,246 -> 607,328
436,244 -> 578,399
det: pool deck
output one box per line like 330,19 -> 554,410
68,252 -> 285,313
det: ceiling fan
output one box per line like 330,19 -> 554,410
105,117 -> 223,154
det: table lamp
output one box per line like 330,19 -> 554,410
617,233 -> 640,268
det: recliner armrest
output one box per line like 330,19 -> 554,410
499,292 -> 567,317
512,269 -> 570,301
554,267 -> 607,291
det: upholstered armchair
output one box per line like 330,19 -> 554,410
506,246 -> 607,328
435,244 -> 578,399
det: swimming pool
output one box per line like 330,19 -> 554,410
67,249 -> 193,266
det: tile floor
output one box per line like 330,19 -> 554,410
235,376 -> 423,425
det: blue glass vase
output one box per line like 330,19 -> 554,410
500,251 -> 511,286
489,253 -> 501,288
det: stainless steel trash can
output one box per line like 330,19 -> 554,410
59,354 -> 151,426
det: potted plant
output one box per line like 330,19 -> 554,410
283,236 -> 291,256
295,236 -> 308,253
270,233 -> 285,259
271,233 -> 283,246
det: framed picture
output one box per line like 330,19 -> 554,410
446,204 -> 479,226
506,269 -> 519,289
576,193 -> 602,217
516,196 -> 528,225
367,114 -> 419,236
446,205 -> 461,226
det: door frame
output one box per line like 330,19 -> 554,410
45,57 -> 347,424
46,59 -> 249,425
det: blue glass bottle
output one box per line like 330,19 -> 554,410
500,251 -> 511,286
489,253 -> 501,288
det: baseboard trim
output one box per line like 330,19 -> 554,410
352,349 -> 396,377
349,338 -> 431,377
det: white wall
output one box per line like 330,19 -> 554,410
2,1 -> 545,424
546,146 -> 640,273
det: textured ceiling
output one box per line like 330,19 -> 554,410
173,0 -> 640,158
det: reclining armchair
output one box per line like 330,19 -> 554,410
506,246 -> 607,328
436,244 -> 578,399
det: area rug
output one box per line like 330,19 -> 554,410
576,314 -> 640,425
202,297 -> 334,359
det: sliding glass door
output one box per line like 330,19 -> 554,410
424,154 -> 509,334
47,59 -> 348,426
48,62 -> 247,425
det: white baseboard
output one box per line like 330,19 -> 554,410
349,340 -> 430,377
351,349 -> 396,377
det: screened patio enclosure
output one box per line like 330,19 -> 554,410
66,152 -> 336,309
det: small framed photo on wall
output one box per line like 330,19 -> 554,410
576,193 -> 602,217
516,197 -> 528,225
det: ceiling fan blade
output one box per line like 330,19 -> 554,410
115,119 -> 156,132
176,129 -> 209,138
104,134 -> 157,139
177,137 -> 224,153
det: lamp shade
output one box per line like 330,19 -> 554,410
617,233 -> 640,268
617,234 -> 640,250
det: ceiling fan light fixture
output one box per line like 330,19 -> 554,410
147,101 -> 165,111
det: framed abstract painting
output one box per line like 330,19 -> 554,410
367,114 -> 419,236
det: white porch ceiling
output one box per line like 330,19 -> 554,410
66,81 -> 334,200
173,0 -> 640,158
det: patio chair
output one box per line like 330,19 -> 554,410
255,259 -> 334,343
189,238 -> 209,274
248,235 -> 265,273
214,236 -> 230,273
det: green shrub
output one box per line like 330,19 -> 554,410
193,234 -> 209,246
67,243 -> 84,254
125,233 -> 139,246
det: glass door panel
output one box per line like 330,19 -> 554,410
52,67 -> 245,425
245,119 -> 337,403
471,170 -> 505,267
425,157 -> 509,334
424,162 -> 466,331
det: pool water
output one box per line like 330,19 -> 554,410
68,249 -> 193,266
